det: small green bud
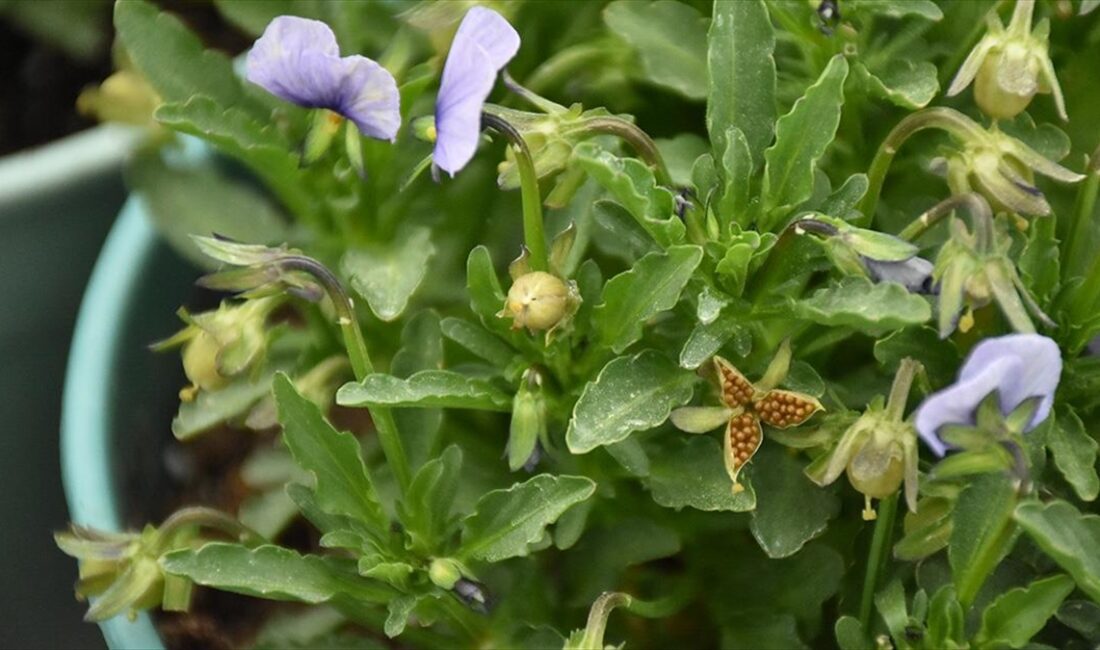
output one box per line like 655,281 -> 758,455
501,271 -> 571,332
508,369 -> 548,471
428,557 -> 463,591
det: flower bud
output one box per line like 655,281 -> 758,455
508,369 -> 548,471
428,557 -> 464,591
947,0 -> 1066,121
501,271 -> 571,332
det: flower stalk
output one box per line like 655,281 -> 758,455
481,112 -> 549,272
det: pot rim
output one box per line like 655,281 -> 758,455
61,198 -> 165,649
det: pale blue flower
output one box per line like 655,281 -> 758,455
246,16 -> 400,141
915,334 -> 1061,456
433,6 -> 520,176
864,256 -> 934,293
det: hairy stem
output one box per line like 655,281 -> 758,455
898,192 -> 993,243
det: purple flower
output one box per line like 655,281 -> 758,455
433,7 -> 520,176
246,16 -> 400,141
864,256 -> 934,293
915,334 -> 1061,456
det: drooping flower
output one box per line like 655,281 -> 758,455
947,0 -> 1066,121
915,334 -> 1061,456
246,16 -> 400,141
864,257 -> 934,293
796,215 -> 934,293
433,6 -> 520,175
670,342 -> 823,491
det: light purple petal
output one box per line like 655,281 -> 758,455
246,16 -> 400,140
915,356 -> 1021,456
335,56 -> 400,141
433,7 -> 520,176
246,17 -> 341,106
959,334 -> 1061,428
864,256 -> 934,293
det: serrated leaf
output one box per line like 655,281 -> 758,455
391,311 -> 444,471
949,474 -> 1018,607
680,309 -> 748,369
707,0 -> 776,169
573,142 -> 685,247
974,574 -> 1074,648
603,0 -> 707,99
1048,408 -> 1099,502
161,543 -> 393,604
342,226 -> 435,322
761,55 -> 849,228
857,60 -> 939,109
715,127 -> 755,230
593,245 -> 703,353
794,277 -> 931,331
384,595 -> 418,638
750,443 -> 840,558
156,97 -> 313,218
274,374 -> 387,533
566,351 -> 696,454
399,446 -> 463,554
460,474 -> 596,562
115,1 -> 246,111
647,436 -> 757,512
336,370 -> 513,412
1015,499 -> 1100,602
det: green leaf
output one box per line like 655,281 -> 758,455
706,0 -> 776,169
845,0 -> 944,20
400,446 -> 463,554
715,127 -> 755,230
1048,408 -> 1099,502
566,351 -> 696,454
341,226 -> 435,322
1057,600 -> 1100,642
593,245 -> 704,353
567,518 -> 681,604
925,585 -> 964,649
874,326 -> 960,387
760,55 -> 849,227
834,616 -> 867,650
680,309 -> 749,369
391,310 -> 445,470
573,142 -> 685,247
1015,499 -> 1100,602
274,373 -> 387,533
440,317 -> 517,368
974,574 -> 1074,648
750,443 -> 840,558
161,543 -> 393,604
648,436 -> 757,511
856,60 -> 939,110
794,277 -> 931,331
459,474 -> 596,562
114,1 -> 247,111
466,246 -> 515,340
172,371 -> 276,439
155,97 -> 313,218
949,473 -> 1018,607
1019,215 -> 1061,306
603,1 -> 708,100
722,614 -> 807,650
875,580 -> 911,650
656,134 -> 709,187
336,370 -> 513,412
384,595 -> 418,638
127,151 -> 289,269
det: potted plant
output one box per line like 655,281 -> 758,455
59,1 -> 1100,649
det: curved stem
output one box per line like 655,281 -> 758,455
278,256 -> 412,494
859,108 -> 986,225
481,112 -> 549,272
884,358 -> 920,422
859,493 -> 899,636
158,507 -> 264,547
898,192 -> 993,242
581,116 -> 674,187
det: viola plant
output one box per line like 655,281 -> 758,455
59,1 -> 1100,648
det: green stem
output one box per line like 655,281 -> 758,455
859,493 -> 898,635
481,112 -> 549,272
581,116 -> 674,187
1062,144 -> 1100,276
279,256 -> 412,494
898,192 -> 992,242
884,359 -> 920,421
859,108 -> 985,225
158,507 -> 264,547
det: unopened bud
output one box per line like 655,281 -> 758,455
502,272 -> 570,331
428,557 -> 463,591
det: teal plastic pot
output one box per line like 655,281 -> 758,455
62,196 -> 196,649
0,125 -> 140,649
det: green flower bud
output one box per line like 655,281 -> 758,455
948,0 -> 1066,121
508,368 -> 548,471
501,271 -> 572,332
428,557 -> 463,591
